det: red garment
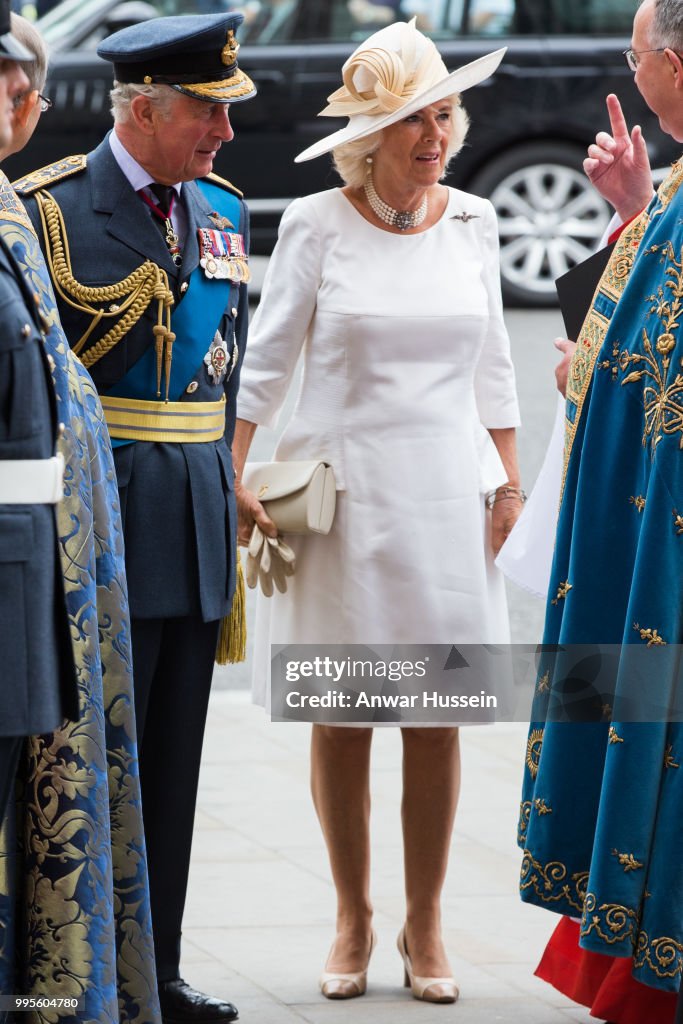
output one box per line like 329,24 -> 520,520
535,917 -> 677,1024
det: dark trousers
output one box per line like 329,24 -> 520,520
0,737 -> 22,824
131,616 -> 220,983
676,981 -> 683,1023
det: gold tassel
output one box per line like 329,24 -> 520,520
216,550 -> 247,664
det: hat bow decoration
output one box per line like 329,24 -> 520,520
320,19 -> 447,119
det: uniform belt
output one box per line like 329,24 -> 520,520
0,453 -> 64,504
101,395 -> 226,443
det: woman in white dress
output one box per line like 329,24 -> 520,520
233,19 -> 522,1005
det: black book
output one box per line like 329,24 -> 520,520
555,242 -> 616,341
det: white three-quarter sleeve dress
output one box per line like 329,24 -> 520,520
237,187 -> 521,707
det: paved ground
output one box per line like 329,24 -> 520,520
184,696 -> 595,1023
184,309 -> 597,1022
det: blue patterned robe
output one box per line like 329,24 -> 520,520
0,173 -> 160,1022
518,163 -> 683,993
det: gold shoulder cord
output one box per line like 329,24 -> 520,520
35,189 -> 177,399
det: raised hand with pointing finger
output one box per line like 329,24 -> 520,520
584,93 -> 654,221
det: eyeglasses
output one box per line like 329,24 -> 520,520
623,46 -> 683,71
13,91 -> 52,112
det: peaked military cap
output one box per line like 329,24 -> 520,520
97,12 -> 256,104
0,0 -> 35,61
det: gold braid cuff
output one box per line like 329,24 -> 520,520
35,189 -> 176,398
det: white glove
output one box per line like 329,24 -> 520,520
246,525 -> 296,596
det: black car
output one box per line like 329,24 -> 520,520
9,0 -> 680,304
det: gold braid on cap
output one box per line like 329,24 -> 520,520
35,190 -> 176,400
320,17 -> 447,119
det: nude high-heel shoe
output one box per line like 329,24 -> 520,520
397,926 -> 459,1004
319,930 -> 377,999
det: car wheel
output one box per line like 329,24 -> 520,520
469,143 -> 611,307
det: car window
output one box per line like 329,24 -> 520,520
35,0 -> 642,50
243,0 -> 642,42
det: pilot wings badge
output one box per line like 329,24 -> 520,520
208,211 -> 234,231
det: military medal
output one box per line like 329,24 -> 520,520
139,187 -> 183,266
198,227 -> 250,283
163,220 -> 182,266
203,330 -> 238,385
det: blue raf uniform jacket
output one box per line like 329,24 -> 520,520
18,135 -> 250,622
0,234 -> 76,735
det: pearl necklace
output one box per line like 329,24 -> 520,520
363,172 -> 428,231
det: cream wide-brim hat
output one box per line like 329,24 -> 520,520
295,19 -> 506,163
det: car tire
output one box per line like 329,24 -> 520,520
469,142 -> 611,308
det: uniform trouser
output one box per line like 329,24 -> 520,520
0,737 -> 22,825
131,615 -> 220,984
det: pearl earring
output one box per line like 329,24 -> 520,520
366,156 -> 373,164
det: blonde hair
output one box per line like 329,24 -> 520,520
332,96 -> 469,189
110,81 -> 177,123
9,13 -> 48,93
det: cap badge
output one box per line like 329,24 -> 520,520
221,29 -> 239,67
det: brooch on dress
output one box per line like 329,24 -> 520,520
451,212 -> 480,222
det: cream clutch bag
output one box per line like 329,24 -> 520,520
242,460 -> 336,535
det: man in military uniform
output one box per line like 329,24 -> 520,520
16,15 -> 255,1023
0,2 -> 77,825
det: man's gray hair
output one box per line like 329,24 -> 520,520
650,0 -> 683,52
110,81 -> 177,123
9,13 -> 49,93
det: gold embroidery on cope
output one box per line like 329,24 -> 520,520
520,850 -> 587,911
534,798 -> 552,815
551,580 -> 572,605
635,932 -> 683,979
634,623 -> 667,645
664,745 -> 680,769
673,510 -> 683,535
537,670 -> 550,694
608,727 -> 624,744
630,495 -> 646,513
612,849 -> 644,872
615,245 -> 683,455
517,800 -> 531,843
561,208 -> 652,499
581,894 -> 639,944
526,729 -> 543,779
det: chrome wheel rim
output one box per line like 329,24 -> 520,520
490,163 -> 610,298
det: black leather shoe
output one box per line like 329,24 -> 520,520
158,979 -> 239,1023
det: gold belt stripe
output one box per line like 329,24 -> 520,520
101,395 -> 226,443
